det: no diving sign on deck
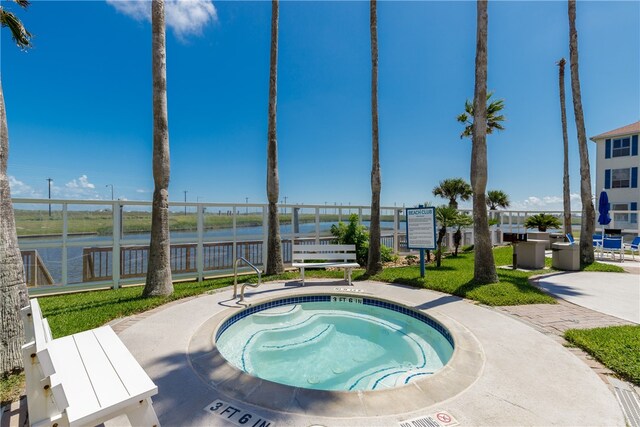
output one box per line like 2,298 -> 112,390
399,410 -> 459,427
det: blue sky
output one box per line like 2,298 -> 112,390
2,0 -> 639,210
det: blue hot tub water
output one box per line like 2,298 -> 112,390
215,297 -> 454,391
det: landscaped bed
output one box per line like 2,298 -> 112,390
565,325 -> 640,386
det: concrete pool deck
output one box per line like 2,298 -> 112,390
113,280 -> 626,426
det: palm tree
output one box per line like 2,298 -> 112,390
486,190 -> 510,210
265,0 -> 283,275
143,0 -> 173,297
432,178 -> 472,209
568,0 -> 595,265
435,205 -> 458,267
457,92 -> 505,139
525,213 -> 562,232
0,0 -> 32,376
557,58 -> 572,237
366,0 -> 382,276
469,0 -> 498,284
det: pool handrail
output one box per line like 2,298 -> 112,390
233,257 -> 262,302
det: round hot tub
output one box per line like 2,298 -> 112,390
215,295 -> 454,391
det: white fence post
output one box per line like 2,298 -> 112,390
197,204 -> 204,282
315,207 -> 320,244
62,203 -> 68,286
112,200 -> 121,289
393,208 -> 399,254
232,206 -> 237,263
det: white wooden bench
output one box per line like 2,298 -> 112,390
21,299 -> 160,427
292,244 -> 360,286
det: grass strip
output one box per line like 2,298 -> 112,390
565,325 -> 640,386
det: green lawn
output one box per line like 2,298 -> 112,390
565,325 -> 640,386
39,246 -> 623,338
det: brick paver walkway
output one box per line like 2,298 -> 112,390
496,288 -> 636,382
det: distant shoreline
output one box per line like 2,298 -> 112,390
18,232 -> 99,239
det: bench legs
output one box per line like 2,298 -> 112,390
346,268 -> 352,286
126,397 -> 160,427
300,267 -> 305,286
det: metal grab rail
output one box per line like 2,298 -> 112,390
233,257 -> 262,302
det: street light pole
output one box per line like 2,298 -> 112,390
106,184 -> 114,201
245,197 -> 249,214
183,190 -> 188,215
46,178 -> 53,217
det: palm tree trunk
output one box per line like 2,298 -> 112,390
367,0 -> 382,276
470,0 -> 498,284
0,79 -> 29,375
568,0 -> 595,265
144,0 -> 173,296
266,0 -> 283,275
558,58 -> 572,237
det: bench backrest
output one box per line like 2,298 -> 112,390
21,298 -> 53,351
292,244 -> 357,263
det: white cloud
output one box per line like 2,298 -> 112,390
8,176 -> 41,197
107,0 -> 217,39
61,175 -> 101,199
511,193 -> 583,211
136,188 -> 148,193
65,175 -> 96,190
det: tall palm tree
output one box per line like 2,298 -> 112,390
0,0 -> 32,376
432,178 -> 472,209
486,189 -> 510,210
457,92 -> 505,139
266,0 -> 283,275
143,0 -> 173,296
366,0 -> 382,276
568,0 -> 594,265
469,0 -> 498,284
557,58 -> 572,236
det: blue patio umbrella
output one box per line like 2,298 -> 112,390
597,190 -> 611,236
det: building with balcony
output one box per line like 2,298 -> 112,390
590,120 -> 640,232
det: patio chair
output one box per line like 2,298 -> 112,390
592,234 -> 603,258
566,233 -> 575,245
624,236 -> 640,260
602,236 -> 624,262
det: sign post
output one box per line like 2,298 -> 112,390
406,206 -> 437,278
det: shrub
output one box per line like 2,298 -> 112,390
331,214 -> 395,265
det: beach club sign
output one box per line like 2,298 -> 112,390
406,207 -> 437,250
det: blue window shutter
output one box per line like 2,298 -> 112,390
604,169 -> 611,189
631,202 -> 638,211
633,135 -> 638,156
632,167 -> 638,188
605,139 -> 611,158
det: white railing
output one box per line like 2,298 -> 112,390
11,198 -> 638,295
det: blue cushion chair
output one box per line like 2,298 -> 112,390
624,236 -> 640,260
602,236 -> 623,262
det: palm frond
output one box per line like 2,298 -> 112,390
13,0 -> 30,9
0,9 -> 32,49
